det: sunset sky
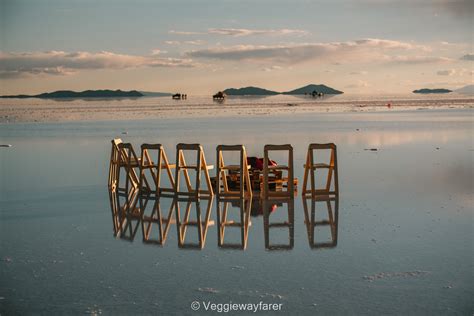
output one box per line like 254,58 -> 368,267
0,0 -> 472,94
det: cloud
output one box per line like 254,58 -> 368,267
208,28 -> 309,37
460,54 -> 474,61
437,69 -> 456,76
184,40 -> 206,45
169,28 -> 309,37
350,71 -> 368,75
388,55 -> 453,64
345,80 -> 371,88
0,50 -> 197,78
262,65 -> 283,72
169,30 -> 204,35
459,68 -> 474,76
165,41 -> 181,45
187,38 -> 436,65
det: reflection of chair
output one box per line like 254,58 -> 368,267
140,144 -> 175,197
109,188 -> 123,236
302,143 -> 339,197
174,144 -> 214,198
108,186 -> 141,241
216,197 -> 252,249
302,195 -> 338,249
263,198 -> 294,250
216,145 -> 252,199
108,138 -> 122,191
140,195 -> 175,245
175,197 -> 214,249
263,145 -> 294,199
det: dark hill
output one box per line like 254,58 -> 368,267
412,88 -> 452,94
224,86 -> 279,96
283,84 -> 343,95
1,89 -> 144,99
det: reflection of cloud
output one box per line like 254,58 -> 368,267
187,38 -> 428,65
0,51 -> 197,78
436,69 -> 456,76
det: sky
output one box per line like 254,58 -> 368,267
0,0 -> 472,94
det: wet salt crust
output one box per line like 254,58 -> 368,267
0,108 -> 472,315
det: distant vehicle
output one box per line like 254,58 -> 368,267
172,93 -> 187,99
305,90 -> 324,97
213,91 -> 227,100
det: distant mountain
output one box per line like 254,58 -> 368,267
455,85 -> 474,95
1,89 -> 144,99
140,91 -> 173,97
413,88 -> 452,94
224,86 -> 279,96
283,84 -> 343,95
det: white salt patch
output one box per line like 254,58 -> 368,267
197,287 -> 220,294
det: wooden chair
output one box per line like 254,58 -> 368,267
174,196 -> 214,249
108,138 -> 122,191
118,143 -> 150,195
216,145 -> 252,199
302,195 -> 339,249
174,144 -> 214,198
263,198 -> 294,250
216,197 -> 252,250
262,144 -> 294,199
302,143 -> 339,197
140,144 -> 176,197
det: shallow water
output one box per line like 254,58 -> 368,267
0,109 -> 473,315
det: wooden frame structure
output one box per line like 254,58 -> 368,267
302,143 -> 339,197
108,138 -> 122,191
140,144 -> 176,197
118,143 -> 152,195
216,145 -> 252,199
216,197 -> 252,250
174,143 -> 214,198
262,144 -> 294,199
174,197 -> 214,249
302,195 -> 339,249
263,198 -> 294,250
